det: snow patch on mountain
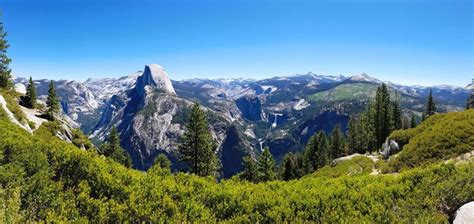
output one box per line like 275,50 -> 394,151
84,71 -> 142,100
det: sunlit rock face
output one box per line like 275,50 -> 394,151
454,201 -> 474,224
135,64 -> 176,96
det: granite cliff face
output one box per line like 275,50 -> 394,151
92,64 -> 253,170
235,96 -> 265,121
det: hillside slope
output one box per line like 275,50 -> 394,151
388,109 -> 474,171
1,106 -> 473,222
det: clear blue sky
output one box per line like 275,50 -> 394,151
1,0 -> 472,86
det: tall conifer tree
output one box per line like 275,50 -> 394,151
25,77 -> 37,108
100,126 -> 132,167
359,103 -> 376,153
390,100 -> 402,131
374,83 -> 391,148
241,155 -> 257,182
0,15 -> 12,90
280,152 -> 297,181
347,117 -> 359,154
257,147 -> 276,181
330,124 -> 345,159
303,131 -> 329,172
46,80 -> 60,120
423,89 -> 436,120
179,103 -> 219,177
410,113 -> 417,128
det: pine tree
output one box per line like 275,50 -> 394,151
303,131 -> 329,172
374,83 -> 391,148
410,113 -> 417,128
303,133 -> 319,172
100,126 -> 132,167
330,124 -> 345,159
179,103 -> 219,177
281,152 -> 305,180
241,155 -> 257,182
257,147 -> 276,182
281,152 -> 297,181
46,81 -> 60,120
316,132 -> 330,167
423,89 -> 436,120
390,100 -> 402,131
347,116 -> 359,154
359,103 -> 376,153
0,15 -> 12,90
24,77 -> 37,109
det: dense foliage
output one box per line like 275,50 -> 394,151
303,130 -> 330,172
388,109 -> 474,171
347,84 -> 403,153
0,111 -> 472,222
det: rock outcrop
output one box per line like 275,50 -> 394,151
454,201 -> 474,224
235,96 -> 264,121
380,140 -> 400,159
135,64 -> 176,96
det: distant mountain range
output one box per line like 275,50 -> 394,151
13,65 -> 472,176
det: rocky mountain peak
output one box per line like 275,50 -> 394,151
346,73 -> 381,83
136,64 -> 176,95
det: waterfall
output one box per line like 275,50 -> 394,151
272,113 -> 283,128
258,139 -> 264,151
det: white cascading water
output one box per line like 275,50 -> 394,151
272,113 -> 283,128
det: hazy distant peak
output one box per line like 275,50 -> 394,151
346,73 -> 381,83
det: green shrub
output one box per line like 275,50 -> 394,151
389,110 -> 474,171
306,156 -> 374,178
0,111 -> 473,223
71,129 -> 94,150
27,121 -> 35,129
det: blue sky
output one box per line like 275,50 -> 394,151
1,0 -> 472,86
